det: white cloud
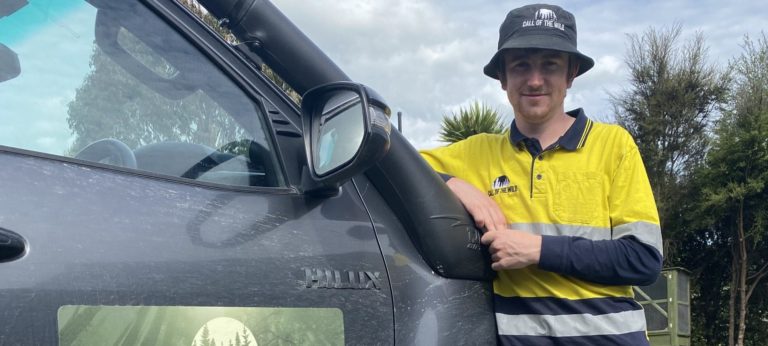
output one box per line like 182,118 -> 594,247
402,116 -> 442,150
35,136 -> 57,148
592,55 -> 623,76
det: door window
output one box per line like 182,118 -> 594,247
0,0 -> 284,187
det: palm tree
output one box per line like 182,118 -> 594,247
438,101 -> 507,143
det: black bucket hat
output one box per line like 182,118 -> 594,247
483,4 -> 594,80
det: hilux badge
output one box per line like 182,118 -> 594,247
303,268 -> 381,290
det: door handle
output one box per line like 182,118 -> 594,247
0,228 -> 26,262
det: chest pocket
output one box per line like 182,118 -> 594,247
553,171 -> 604,224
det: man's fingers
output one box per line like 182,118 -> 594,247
468,205 -> 487,229
484,201 -> 507,231
472,208 -> 499,233
446,177 -> 508,233
480,230 -> 496,245
491,262 -> 501,271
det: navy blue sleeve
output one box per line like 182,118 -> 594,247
438,173 -> 453,182
537,235 -> 662,286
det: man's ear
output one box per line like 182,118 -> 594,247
500,73 -> 507,90
567,60 -> 579,88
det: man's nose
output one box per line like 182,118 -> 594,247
527,68 -> 544,88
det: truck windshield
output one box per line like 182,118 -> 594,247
0,0 -> 283,187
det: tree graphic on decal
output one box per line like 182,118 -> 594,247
241,326 -> 252,346
192,317 -> 257,346
197,323 -> 211,346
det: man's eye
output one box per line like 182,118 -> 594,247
511,63 -> 529,70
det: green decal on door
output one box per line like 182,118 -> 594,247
58,305 -> 343,346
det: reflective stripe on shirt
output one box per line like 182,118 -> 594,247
510,221 -> 663,254
496,308 -> 647,337
613,221 -> 663,255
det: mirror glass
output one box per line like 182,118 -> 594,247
313,90 -> 365,176
0,43 -> 20,82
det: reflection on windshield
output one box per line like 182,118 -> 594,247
0,0 -> 96,154
0,0 -> 261,156
0,0 -> 281,187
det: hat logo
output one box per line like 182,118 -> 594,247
535,9 -> 556,21
522,8 -> 565,31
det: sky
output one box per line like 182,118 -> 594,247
270,0 -> 768,149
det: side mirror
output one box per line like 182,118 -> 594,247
0,43 -> 20,82
301,82 -> 391,194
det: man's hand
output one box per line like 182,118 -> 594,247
481,230 -> 542,271
446,177 -> 508,233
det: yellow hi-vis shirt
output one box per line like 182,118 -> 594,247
421,109 -> 661,344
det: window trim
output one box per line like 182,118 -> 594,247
0,144 -> 297,194
146,0 -> 310,189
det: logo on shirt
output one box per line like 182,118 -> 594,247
488,175 -> 518,196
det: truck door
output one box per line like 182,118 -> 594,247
0,0 -> 392,344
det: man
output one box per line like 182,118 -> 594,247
420,4 -> 663,345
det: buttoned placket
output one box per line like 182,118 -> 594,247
510,109 -> 589,199
532,149 -> 557,198
523,139 -> 560,199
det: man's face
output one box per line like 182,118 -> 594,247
501,49 -> 574,125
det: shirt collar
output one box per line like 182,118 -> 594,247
508,108 -> 593,151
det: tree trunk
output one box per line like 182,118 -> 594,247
737,200 -> 748,346
728,244 -> 737,346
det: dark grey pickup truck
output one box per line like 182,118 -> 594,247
0,0 -> 496,344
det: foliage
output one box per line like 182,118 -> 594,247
261,64 -> 302,104
438,101 -> 507,143
609,24 -> 730,263
696,33 -> 768,346
177,0 -> 238,44
66,39 -> 243,155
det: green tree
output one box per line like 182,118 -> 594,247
609,24 -> 729,263
693,33 -> 768,346
66,31 -> 245,155
438,101 -> 507,143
